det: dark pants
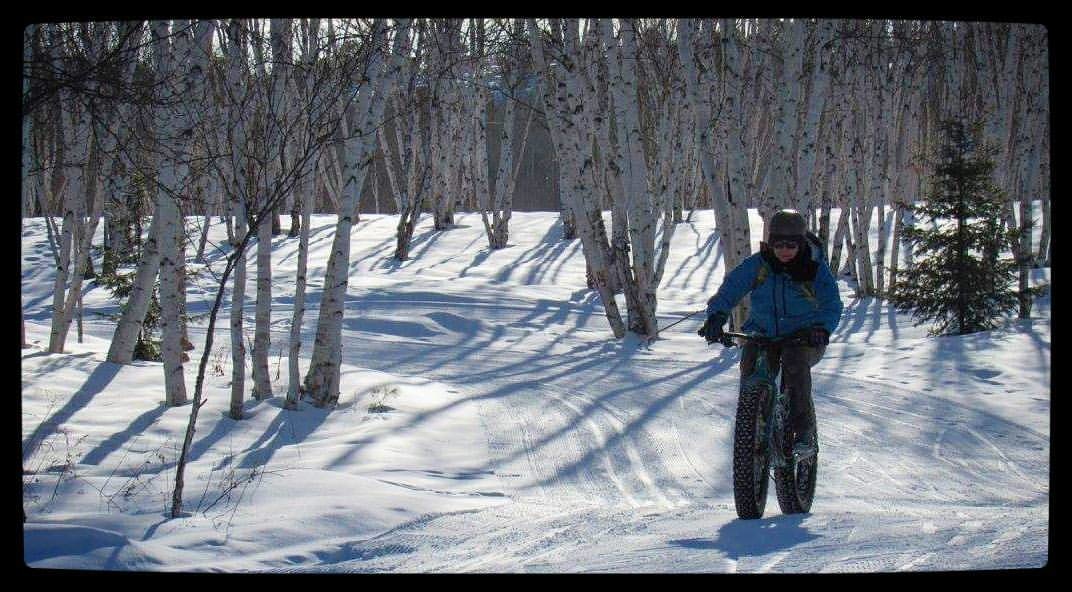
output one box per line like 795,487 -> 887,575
740,341 -> 825,436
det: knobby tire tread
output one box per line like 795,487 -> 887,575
733,383 -> 772,519
773,402 -> 818,514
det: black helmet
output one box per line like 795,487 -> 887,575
769,209 -> 806,239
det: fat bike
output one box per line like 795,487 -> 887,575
719,331 -> 818,519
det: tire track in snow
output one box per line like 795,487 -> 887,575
497,388 -> 629,507
542,384 -> 691,509
670,420 -> 712,489
540,387 -> 643,508
811,368 -> 1048,442
587,392 -> 694,508
308,503 -> 631,573
961,425 -> 1035,484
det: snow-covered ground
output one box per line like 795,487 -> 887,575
21,209 -> 1050,573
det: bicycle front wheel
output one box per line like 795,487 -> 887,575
732,383 -> 773,519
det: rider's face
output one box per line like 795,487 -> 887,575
772,241 -> 799,263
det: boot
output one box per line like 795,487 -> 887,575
792,425 -> 817,460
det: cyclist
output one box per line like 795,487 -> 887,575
698,209 -> 843,457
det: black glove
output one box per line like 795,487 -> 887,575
698,311 -> 729,344
806,325 -> 830,347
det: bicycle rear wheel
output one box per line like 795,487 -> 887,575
774,403 -> 818,514
732,383 -> 773,519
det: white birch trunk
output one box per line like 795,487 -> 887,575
601,19 -> 659,337
886,23 -> 921,295
246,22 -> 278,399
48,118 -> 98,353
379,88 -> 426,261
229,197 -> 248,419
151,20 -> 193,407
146,20 -> 188,405
49,23 -> 134,354
304,25 -> 388,405
108,214 -> 162,362
1016,25 -> 1047,315
795,20 -> 834,215
482,20 -> 536,250
872,23 -> 892,297
679,19 -> 752,328
528,18 -> 626,338
850,57 -> 875,296
222,19 -> 253,418
473,73 -> 495,244
650,38 -> 685,288
769,19 -> 804,214
287,171 -> 313,408
285,17 -> 321,408
305,20 -> 412,405
252,208 -> 273,398
46,25 -> 81,353
719,19 -> 755,288
47,133 -> 74,351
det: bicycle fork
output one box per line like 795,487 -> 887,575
746,354 -> 790,471
768,378 -> 791,470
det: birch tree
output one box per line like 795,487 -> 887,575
220,19 -> 252,418
475,19 -> 536,250
598,18 -> 666,337
424,19 -> 464,231
242,19 -> 298,401
172,17 -> 362,514
635,20 -> 689,283
716,18 -> 755,258
41,23 -> 143,355
528,18 -> 626,338
764,19 -> 805,219
795,20 -> 836,217
304,19 -> 413,406
885,21 -> 921,296
150,20 -> 214,406
285,17 -> 322,409
46,24 -> 106,354
678,18 -> 753,330
1011,25 -> 1048,316
379,24 -> 432,261
846,22 -> 877,296
248,21 -> 276,401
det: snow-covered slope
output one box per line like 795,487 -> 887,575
20,210 -> 1050,572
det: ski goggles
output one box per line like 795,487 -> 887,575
769,237 -> 802,250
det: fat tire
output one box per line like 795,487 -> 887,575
732,383 -> 772,519
774,402 -> 818,514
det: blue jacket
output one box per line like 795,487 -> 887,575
706,238 -> 843,337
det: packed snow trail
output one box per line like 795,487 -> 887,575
21,212 -> 1049,572
138,283 -> 1044,571
247,285 -> 1047,572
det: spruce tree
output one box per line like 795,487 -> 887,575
892,120 -> 1021,336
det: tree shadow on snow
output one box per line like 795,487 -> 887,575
664,226 -> 723,293
79,404 -> 169,466
22,358 -> 122,461
837,295 -> 897,344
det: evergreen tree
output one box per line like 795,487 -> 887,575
94,245 -> 164,362
892,120 -> 1023,335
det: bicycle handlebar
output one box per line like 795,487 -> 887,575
716,331 -> 809,348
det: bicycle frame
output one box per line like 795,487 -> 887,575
722,331 -> 803,470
